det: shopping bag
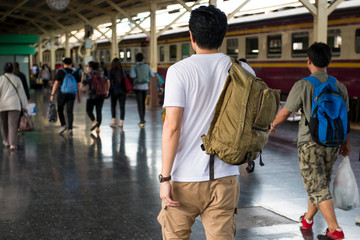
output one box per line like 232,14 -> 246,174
333,156 -> 360,210
19,112 -> 35,131
27,102 -> 36,115
48,102 -> 57,123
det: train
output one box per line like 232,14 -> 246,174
41,1 -> 360,121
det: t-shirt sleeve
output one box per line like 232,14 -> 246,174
55,70 -> 62,82
163,66 -> 185,108
284,80 -> 304,112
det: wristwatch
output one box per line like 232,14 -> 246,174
158,174 -> 171,183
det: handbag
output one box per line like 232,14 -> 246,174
4,75 -> 35,131
122,67 -> 133,92
19,112 -> 35,131
124,77 -> 133,92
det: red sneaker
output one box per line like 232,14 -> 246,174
300,214 -> 313,230
317,228 -> 345,240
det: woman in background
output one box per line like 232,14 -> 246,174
0,62 -> 28,150
109,58 -> 127,128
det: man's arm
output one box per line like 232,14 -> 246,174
160,106 -> 182,207
50,81 -> 59,102
270,107 -> 292,134
339,133 -> 351,156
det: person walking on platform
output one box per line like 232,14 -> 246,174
109,58 -> 127,128
50,58 -> 81,135
130,52 -> 155,128
0,62 -> 28,150
13,62 -> 31,102
40,64 -> 51,88
270,42 -> 351,240
82,61 -> 109,133
158,5 -> 255,239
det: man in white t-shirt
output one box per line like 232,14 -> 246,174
157,5 -> 255,240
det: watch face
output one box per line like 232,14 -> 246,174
46,0 -> 70,11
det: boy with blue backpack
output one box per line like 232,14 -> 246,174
50,58 -> 81,135
270,42 -> 350,240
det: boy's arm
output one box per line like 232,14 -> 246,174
160,106 -> 182,208
270,107 -> 292,134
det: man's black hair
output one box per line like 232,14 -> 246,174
88,61 -> 99,70
135,53 -> 144,62
307,42 -> 332,68
62,57 -> 72,65
4,62 -> 13,73
189,5 -> 227,49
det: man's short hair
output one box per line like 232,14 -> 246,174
62,57 -> 72,65
135,53 -> 144,62
189,5 -> 227,49
4,62 -> 13,73
307,42 -> 332,68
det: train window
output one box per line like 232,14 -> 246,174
126,49 -> 131,61
227,38 -> 238,59
181,43 -> 190,59
159,46 -> 165,62
292,32 -> 308,57
328,29 -> 341,56
246,37 -> 258,58
119,50 -> 125,62
355,29 -> 360,53
170,45 -> 177,61
267,35 -> 282,58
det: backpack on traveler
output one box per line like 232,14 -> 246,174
60,69 -> 78,95
304,76 -> 348,147
135,63 -> 150,84
91,72 -> 107,95
201,58 -> 280,175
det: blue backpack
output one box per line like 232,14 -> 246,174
304,76 -> 348,147
60,69 -> 78,95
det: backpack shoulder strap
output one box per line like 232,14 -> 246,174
61,68 -> 67,74
303,76 -> 321,88
327,75 -> 337,87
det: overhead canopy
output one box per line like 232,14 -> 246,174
0,34 -> 38,55
0,0 -> 196,36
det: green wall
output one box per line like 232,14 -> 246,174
0,34 -> 38,55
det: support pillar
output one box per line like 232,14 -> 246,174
209,0 -> 217,7
314,0 -> 327,43
38,35 -> 43,66
65,31 -> 71,58
50,31 -> 56,81
111,16 -> 119,60
149,1 -> 158,110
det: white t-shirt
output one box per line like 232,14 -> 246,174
163,53 -> 255,182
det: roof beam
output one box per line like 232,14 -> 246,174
157,0 -> 202,38
105,0 -> 150,37
176,0 -> 192,12
227,0 -> 251,20
0,0 -> 28,22
327,0 -> 344,15
68,6 -> 110,40
299,0 -> 317,16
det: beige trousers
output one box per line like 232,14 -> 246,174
158,175 -> 240,240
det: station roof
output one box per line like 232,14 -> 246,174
0,0 -> 194,35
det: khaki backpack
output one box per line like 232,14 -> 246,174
201,58 -> 280,176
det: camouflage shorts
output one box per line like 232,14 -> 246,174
298,141 -> 338,206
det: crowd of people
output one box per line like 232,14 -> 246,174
0,5 -> 357,240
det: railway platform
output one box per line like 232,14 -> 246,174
0,88 -> 359,240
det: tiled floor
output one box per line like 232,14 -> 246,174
0,89 -> 359,240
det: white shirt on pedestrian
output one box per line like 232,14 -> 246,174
163,53 -> 255,182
